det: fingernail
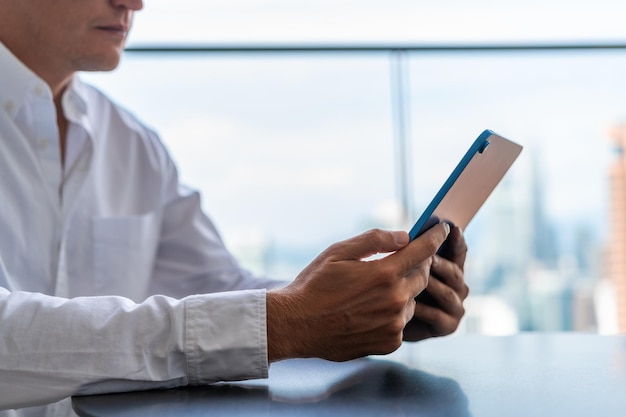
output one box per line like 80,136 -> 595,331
393,231 -> 409,245
443,222 -> 450,235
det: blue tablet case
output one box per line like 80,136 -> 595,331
408,130 -> 523,241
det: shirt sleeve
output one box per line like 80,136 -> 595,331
0,287 -> 268,410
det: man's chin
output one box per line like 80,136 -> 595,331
79,54 -> 123,73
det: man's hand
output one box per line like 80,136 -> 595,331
403,226 -> 469,341
266,223 -> 450,363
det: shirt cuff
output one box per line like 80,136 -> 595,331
184,289 -> 268,384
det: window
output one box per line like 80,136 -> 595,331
83,0 -> 626,334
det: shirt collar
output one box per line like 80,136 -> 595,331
63,77 -> 89,124
0,41 -> 52,119
0,42 -> 89,123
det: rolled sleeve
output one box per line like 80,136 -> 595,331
0,288 -> 269,410
185,289 -> 268,384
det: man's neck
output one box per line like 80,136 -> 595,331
54,90 -> 69,168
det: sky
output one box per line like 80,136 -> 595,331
128,0 -> 626,44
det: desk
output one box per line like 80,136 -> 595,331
72,333 -> 626,417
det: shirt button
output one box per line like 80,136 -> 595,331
36,138 -> 49,150
34,86 -> 45,96
66,108 -> 78,120
3,101 -> 15,112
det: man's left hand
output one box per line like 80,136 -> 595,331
403,225 -> 469,341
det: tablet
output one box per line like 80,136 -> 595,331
408,129 -> 523,241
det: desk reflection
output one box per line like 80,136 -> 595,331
72,358 -> 470,417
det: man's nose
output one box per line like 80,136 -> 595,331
110,0 -> 144,11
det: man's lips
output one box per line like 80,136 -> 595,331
95,24 -> 129,36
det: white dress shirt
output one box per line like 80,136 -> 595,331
0,42 -> 282,414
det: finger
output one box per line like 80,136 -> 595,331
327,229 -> 410,261
438,226 -> 467,271
383,222 -> 450,277
421,277 -> 465,317
413,301 -> 462,336
430,255 -> 469,298
403,320 -> 432,342
403,260 -> 434,299
403,298 -> 417,325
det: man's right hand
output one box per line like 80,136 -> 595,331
266,223 -> 450,362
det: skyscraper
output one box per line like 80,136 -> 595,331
530,152 -> 559,269
608,125 -> 626,332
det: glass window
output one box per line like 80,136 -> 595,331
83,0 -> 626,335
83,54 -> 397,279
408,52 -> 626,334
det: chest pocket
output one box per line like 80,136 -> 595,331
92,211 -> 160,301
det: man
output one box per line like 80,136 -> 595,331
0,0 -> 469,415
